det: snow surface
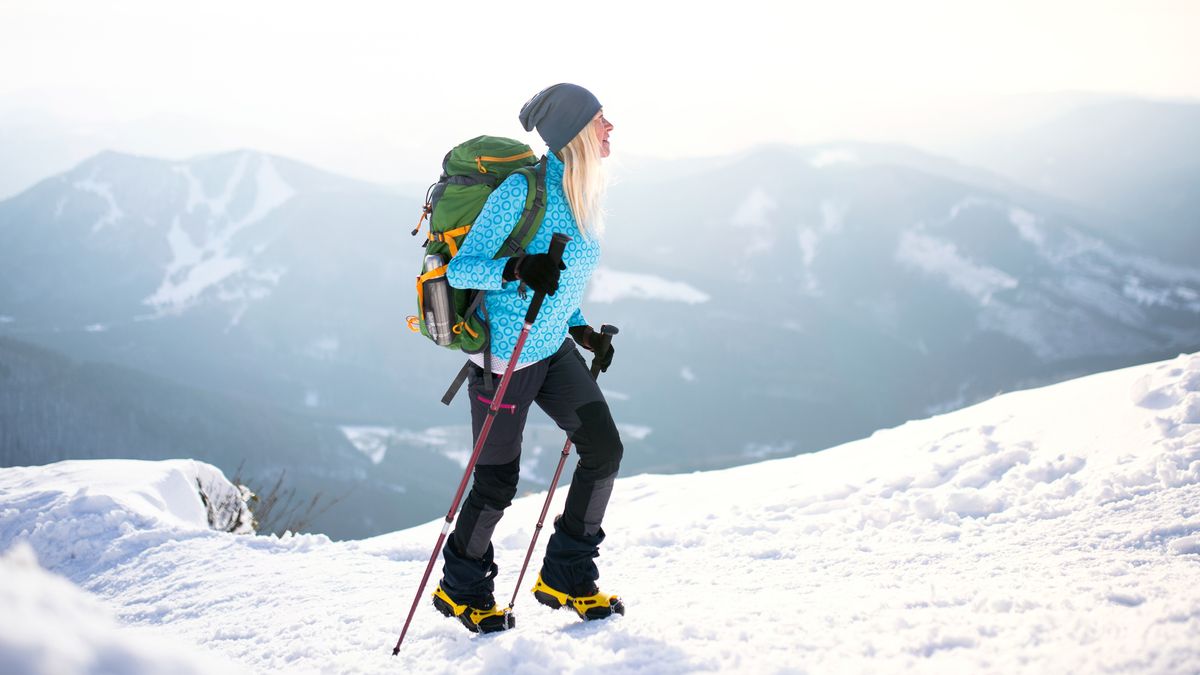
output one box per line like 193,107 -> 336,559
896,229 -> 1020,305
72,176 -> 125,233
146,154 -> 294,315
342,426 -> 394,465
588,267 -> 709,305
809,149 -> 859,168
796,199 -> 848,294
3,354 -> 1200,673
0,543 -> 245,675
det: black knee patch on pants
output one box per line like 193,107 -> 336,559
560,401 -> 623,538
569,401 -> 623,478
454,459 -> 519,560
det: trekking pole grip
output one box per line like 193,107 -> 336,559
524,233 -> 571,324
590,324 -> 619,378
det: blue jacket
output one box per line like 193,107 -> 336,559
447,151 -> 599,364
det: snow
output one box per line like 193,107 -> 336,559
796,199 -> 848,294
146,155 -> 294,314
2,354 -> 1200,673
72,176 -> 125,233
588,267 -> 709,305
311,336 -> 340,356
810,148 -> 859,168
731,187 -> 777,259
0,543 -> 244,675
730,187 -> 775,230
1009,207 -> 1046,248
342,426 -> 393,465
618,424 -> 653,441
897,229 -> 1019,304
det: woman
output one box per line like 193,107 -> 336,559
432,83 -> 623,633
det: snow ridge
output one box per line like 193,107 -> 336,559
1,354 -> 1198,673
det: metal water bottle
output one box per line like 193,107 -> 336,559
422,254 -> 454,346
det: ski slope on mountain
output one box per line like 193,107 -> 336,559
2,353 -> 1199,673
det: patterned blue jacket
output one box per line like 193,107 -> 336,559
447,151 -> 599,364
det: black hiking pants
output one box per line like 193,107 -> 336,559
440,339 -> 624,605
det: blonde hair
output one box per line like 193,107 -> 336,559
558,114 -> 608,238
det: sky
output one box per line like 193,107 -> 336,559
1,0 -> 1198,183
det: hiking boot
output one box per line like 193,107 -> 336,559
531,573 -> 625,620
432,585 -> 514,633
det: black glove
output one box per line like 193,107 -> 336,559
503,253 -> 566,296
569,325 -> 615,373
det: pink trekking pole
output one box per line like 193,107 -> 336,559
507,324 -> 617,611
392,232 -> 570,656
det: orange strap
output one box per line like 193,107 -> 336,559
415,264 -> 447,318
476,150 -> 535,174
427,224 -> 473,256
412,203 -> 432,237
406,315 -> 420,332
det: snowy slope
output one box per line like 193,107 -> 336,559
2,353 -> 1199,673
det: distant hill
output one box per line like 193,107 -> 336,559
1,144 -> 1196,504
0,335 -> 468,539
952,98 -> 1200,265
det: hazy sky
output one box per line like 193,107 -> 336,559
1,0 -> 1197,182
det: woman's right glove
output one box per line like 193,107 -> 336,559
569,325 -> 615,373
503,253 -> 566,296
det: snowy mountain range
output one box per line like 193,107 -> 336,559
1,126 -> 1198,536
953,98 -> 1200,265
2,352 -> 1197,673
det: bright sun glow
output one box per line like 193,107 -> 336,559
0,0 -> 1197,183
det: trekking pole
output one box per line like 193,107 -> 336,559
392,232 -> 571,656
506,324 -> 618,611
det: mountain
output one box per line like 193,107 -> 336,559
598,141 -> 1200,464
0,335 -> 470,540
2,351 -> 1198,672
0,148 -> 441,421
2,146 -> 1197,516
951,98 -> 1200,265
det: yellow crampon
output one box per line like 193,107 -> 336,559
431,585 -> 514,633
531,574 -> 626,621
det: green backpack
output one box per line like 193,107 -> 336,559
408,136 -> 547,394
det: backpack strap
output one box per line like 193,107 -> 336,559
440,157 -> 544,405
440,361 -> 473,406
495,157 -> 547,258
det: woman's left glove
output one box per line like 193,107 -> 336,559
569,325 -> 615,373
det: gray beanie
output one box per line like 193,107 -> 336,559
518,83 -> 602,153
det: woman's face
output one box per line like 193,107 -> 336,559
594,111 -> 613,157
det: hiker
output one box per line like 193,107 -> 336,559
432,83 -> 624,632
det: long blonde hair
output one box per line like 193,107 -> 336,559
558,114 -> 608,238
